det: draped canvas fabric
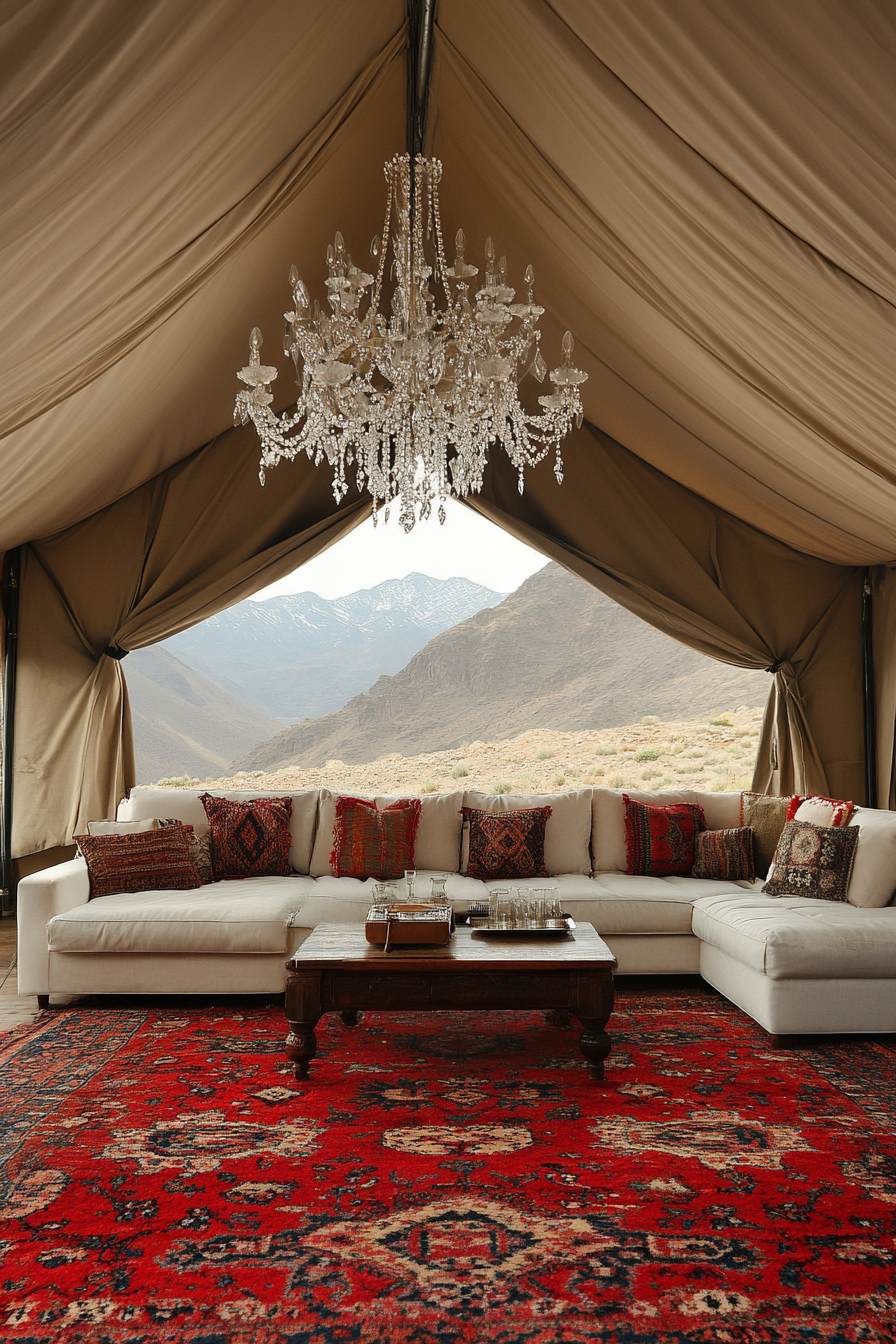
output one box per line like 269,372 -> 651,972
2,1 -> 896,855
433,0 -> 896,565
0,0 -> 405,549
12,424 -> 370,854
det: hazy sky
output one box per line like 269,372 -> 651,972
253,498 -> 549,600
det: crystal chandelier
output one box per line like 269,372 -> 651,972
235,153 -> 587,532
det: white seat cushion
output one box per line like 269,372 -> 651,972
294,872 -> 490,927
47,877 -> 315,955
692,891 -> 896,979
481,872 -> 748,934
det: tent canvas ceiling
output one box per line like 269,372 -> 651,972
2,0 -> 896,858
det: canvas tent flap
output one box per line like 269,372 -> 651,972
12,426 -> 369,854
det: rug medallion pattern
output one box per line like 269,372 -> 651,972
1,989 -> 895,1342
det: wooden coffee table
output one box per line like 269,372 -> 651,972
284,922 -> 617,1082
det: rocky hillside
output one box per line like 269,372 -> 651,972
161,573 -> 507,721
128,647 -> 282,783
233,564 -> 770,773
168,706 -> 765,799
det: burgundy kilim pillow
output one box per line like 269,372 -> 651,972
330,796 -> 422,881
75,827 -> 201,900
462,805 -> 552,880
692,827 -> 755,881
200,794 -> 293,880
623,795 -> 706,876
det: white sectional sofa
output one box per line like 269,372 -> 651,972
16,784 -> 896,1037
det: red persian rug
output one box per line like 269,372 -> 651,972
2,987 -> 896,1343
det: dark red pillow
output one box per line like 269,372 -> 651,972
330,796 -> 421,880
200,793 -> 293,880
623,795 -> 706,876
461,805 -> 552,880
75,827 -> 201,900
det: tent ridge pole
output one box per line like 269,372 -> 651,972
1,546 -> 21,916
406,0 -> 437,159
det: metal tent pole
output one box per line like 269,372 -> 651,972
862,568 -> 877,809
406,0 -> 436,159
1,547 -> 21,916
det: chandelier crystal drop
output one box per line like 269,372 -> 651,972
235,154 -> 587,532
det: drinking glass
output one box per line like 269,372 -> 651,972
544,885 -> 561,919
404,869 -> 416,902
430,875 -> 448,903
489,887 -> 508,925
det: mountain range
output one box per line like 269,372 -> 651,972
127,647 -> 282,783
232,563 -> 771,772
161,574 -> 507,721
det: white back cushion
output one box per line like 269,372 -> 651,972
118,787 -> 319,875
847,807 -> 896,908
461,789 -> 593,876
592,788 -> 742,872
309,790 -> 465,877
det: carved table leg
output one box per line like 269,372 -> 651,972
577,1018 -> 612,1081
339,1009 -> 361,1026
285,1017 -> 320,1079
285,968 -> 323,1080
574,969 -> 614,1082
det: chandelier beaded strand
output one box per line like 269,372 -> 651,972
235,153 -> 587,532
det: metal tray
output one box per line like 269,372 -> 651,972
469,915 -> 576,936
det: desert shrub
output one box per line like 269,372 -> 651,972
421,779 -> 439,794
552,774 -> 566,787
709,716 -> 732,726
640,715 -> 660,726
536,748 -> 554,760
593,767 -> 605,777
642,767 -> 662,780
451,766 -> 468,779
492,780 -> 512,794
709,778 -> 728,791
594,746 -> 615,757
609,774 -> 625,788
656,776 -> 675,787
158,775 -> 200,788
636,748 -> 660,762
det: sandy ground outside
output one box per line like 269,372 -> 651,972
151,706 -> 764,798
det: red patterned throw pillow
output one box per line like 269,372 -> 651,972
75,827 -> 201,900
330,796 -> 422,881
691,827 -> 755,881
461,806 -> 552,880
200,793 -> 293,880
624,795 -> 706,876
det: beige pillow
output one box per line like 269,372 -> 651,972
592,788 -> 696,872
86,817 -> 159,836
310,790 -> 465,876
118,787 -> 319,874
846,807 -> 896,908
461,789 -> 592,876
740,792 -> 793,877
